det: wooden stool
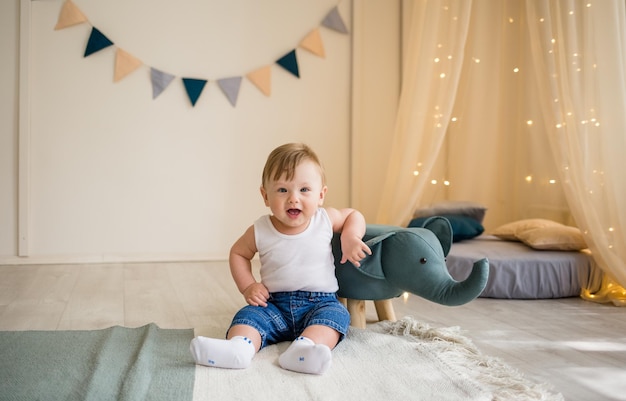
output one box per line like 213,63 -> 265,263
339,298 -> 396,329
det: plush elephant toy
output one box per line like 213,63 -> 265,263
332,216 -> 489,306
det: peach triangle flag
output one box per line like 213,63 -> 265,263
246,66 -> 271,97
299,28 -> 325,58
114,48 -> 143,82
54,0 -> 88,30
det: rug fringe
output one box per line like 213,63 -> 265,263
376,316 -> 564,401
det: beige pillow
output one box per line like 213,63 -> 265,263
491,218 -> 563,241
516,226 -> 587,251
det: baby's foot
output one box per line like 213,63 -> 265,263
190,336 -> 255,369
278,336 -> 332,375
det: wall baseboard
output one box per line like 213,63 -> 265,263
0,252 -> 229,266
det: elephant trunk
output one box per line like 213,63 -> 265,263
431,258 -> 489,306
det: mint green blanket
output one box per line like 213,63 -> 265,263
0,323 -> 195,401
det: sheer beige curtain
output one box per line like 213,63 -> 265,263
441,1 -> 570,230
376,0 -> 472,226
526,0 -> 626,305
377,0 -> 570,230
376,0 -> 626,304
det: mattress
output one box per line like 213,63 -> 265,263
446,235 -> 595,299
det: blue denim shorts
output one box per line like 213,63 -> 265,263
228,291 -> 351,349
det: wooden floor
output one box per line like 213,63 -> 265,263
1,261 -> 625,401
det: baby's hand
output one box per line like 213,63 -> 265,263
242,282 -> 270,307
340,235 -> 372,267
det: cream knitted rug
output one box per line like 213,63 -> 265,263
193,317 -> 563,401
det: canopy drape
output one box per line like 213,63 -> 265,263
376,0 -> 625,305
375,0 -> 472,226
526,0 -> 626,305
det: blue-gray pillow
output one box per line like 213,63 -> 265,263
413,201 -> 487,223
408,215 -> 484,242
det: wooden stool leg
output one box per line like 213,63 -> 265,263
346,299 -> 366,329
374,299 -> 396,322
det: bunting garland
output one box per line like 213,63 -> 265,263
114,49 -> 142,82
54,0 -> 87,29
54,0 -> 349,108
150,68 -> 175,99
321,7 -> 349,34
299,28 -> 326,58
276,50 -> 300,79
217,77 -> 243,107
182,78 -> 208,107
84,27 -> 113,57
246,66 -> 272,97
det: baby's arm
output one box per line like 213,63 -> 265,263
229,225 -> 270,307
325,207 -> 371,267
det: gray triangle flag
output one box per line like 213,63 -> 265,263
217,76 -> 243,107
150,67 -> 176,99
322,7 -> 349,34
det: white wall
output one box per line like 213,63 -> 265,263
1,0 -> 401,264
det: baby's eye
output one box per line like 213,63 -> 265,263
277,188 -> 287,193
300,187 -> 311,193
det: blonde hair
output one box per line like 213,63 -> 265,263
261,143 -> 326,188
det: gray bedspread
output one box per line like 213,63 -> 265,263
446,235 -> 595,299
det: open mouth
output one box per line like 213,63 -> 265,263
287,209 -> 301,217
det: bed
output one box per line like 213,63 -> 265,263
446,235 -> 595,299
409,201 -> 597,299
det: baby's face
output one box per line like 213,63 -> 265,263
261,160 -> 327,235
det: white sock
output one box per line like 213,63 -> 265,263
189,336 -> 255,369
278,336 -> 332,375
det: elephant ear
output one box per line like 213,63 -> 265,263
356,231 -> 396,279
421,216 -> 453,256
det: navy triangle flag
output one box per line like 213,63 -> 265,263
84,27 -> 114,57
182,78 -> 207,107
217,77 -> 243,107
276,50 -> 299,78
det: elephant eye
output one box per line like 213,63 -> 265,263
419,257 -> 427,264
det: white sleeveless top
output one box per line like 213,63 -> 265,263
254,208 -> 338,293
